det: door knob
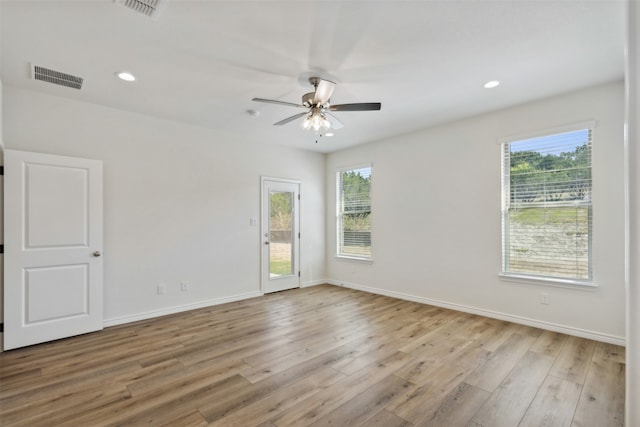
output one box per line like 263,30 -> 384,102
264,242 -> 270,245
93,251 -> 101,257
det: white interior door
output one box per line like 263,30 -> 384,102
262,178 -> 300,293
4,150 -> 103,350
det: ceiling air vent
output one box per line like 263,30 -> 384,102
115,0 -> 167,19
31,65 -> 84,90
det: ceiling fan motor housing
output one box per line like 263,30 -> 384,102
302,92 -> 316,107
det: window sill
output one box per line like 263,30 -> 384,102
335,255 -> 373,264
499,273 -> 597,291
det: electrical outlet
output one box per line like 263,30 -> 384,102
157,283 -> 166,295
180,281 -> 189,292
541,293 -> 550,305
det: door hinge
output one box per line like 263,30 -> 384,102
298,232 -> 301,239
298,194 -> 300,200
0,244 -> 3,254
0,166 -> 4,175
298,271 -> 301,278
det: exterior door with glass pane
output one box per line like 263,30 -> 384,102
261,178 -> 300,293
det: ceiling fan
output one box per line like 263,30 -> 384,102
252,77 -> 381,134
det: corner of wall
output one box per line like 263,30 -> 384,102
1,78 -> 5,349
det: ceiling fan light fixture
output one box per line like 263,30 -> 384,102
302,110 -> 331,133
484,80 -> 500,89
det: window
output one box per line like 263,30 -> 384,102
337,165 -> 372,259
502,128 -> 592,283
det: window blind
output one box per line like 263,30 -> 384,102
337,166 -> 372,258
502,129 -> 592,281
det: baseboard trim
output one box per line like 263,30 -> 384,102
301,279 -> 326,288
327,279 -> 625,346
103,291 -> 263,328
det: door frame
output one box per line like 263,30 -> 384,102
260,176 -> 301,294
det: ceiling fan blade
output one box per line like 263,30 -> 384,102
329,102 -> 382,111
325,112 -> 344,130
313,79 -> 336,104
252,98 -> 305,108
273,112 -> 309,126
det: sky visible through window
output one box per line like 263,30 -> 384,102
510,129 -> 589,155
351,166 -> 371,179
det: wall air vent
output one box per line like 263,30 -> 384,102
31,65 -> 84,90
114,0 -> 167,19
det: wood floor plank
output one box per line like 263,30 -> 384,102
209,367 -> 345,427
530,330 -> 568,358
329,331 -> 397,374
126,357 -> 247,397
572,358 -> 625,427
447,339 -> 491,369
0,367 -> 41,389
592,342 -> 626,365
157,409 -> 209,427
394,338 -> 476,385
199,344 -> 374,424
331,331 -> 426,376
454,316 -> 501,341
398,311 -> 474,355
271,351 -> 414,426
365,409 -> 413,427
103,374 -> 250,427
65,372 -> 249,426
242,320 -> 368,367
0,285 -> 625,427
464,332 -> 537,392
308,374 -> 413,427
472,319 -> 517,352
0,359 -> 141,404
519,375 -> 582,427
549,336 -> 597,385
0,361 -> 144,414
1,385 -> 133,427
177,334 -> 293,368
469,351 -> 555,427
116,405 -> 210,427
423,382 -> 491,427
386,360 -> 479,424
241,325 -> 370,383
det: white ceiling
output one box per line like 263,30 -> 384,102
0,0 -> 625,153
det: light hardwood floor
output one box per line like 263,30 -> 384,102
0,285 -> 625,426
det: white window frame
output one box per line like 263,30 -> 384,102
499,122 -> 596,288
336,164 -> 373,261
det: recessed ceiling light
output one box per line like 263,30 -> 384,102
324,133 -> 334,137
484,80 -> 500,89
116,71 -> 136,82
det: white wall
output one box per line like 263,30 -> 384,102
326,81 -> 626,343
625,0 -> 639,423
2,86 -> 326,324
